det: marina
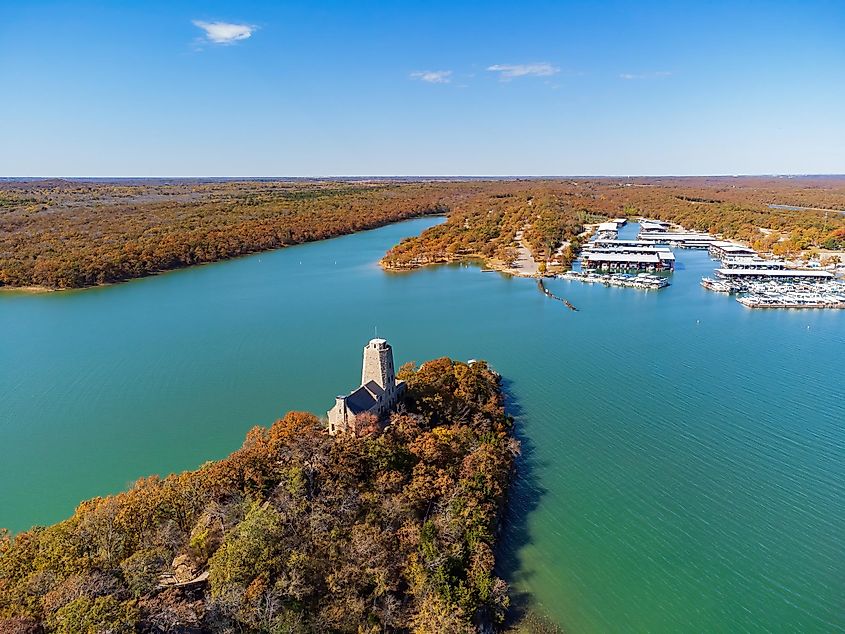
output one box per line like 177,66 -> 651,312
639,220 -> 670,232
582,242 -> 674,257
567,219 -> 687,287
700,277 -> 734,293
594,219 -> 626,240
613,218 -> 845,310
574,219 -> 845,310
714,268 -> 834,282
737,280 -> 845,309
587,238 -> 661,249
708,241 -> 758,258
697,234 -> 843,309
736,289 -> 845,309
703,274 -> 845,309
637,231 -> 717,248
720,256 -> 787,270
703,276 -> 845,307
581,250 -> 675,271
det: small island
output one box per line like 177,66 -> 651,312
0,346 -> 519,633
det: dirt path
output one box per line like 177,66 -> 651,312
500,228 -> 540,276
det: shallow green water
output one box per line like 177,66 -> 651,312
1,218 -> 842,632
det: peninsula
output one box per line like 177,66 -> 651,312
380,177 -> 845,277
0,353 -> 518,633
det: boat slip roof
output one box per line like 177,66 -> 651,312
584,252 -> 660,263
723,257 -> 784,266
717,245 -> 756,253
590,239 -> 657,247
597,222 -> 619,232
639,232 -> 715,241
583,245 -> 673,255
716,268 -> 834,278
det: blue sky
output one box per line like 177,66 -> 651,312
1,0 -> 843,176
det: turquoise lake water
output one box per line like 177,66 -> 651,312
1,218 -> 843,632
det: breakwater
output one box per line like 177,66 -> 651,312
538,278 -> 578,310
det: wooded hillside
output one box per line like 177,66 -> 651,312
381,185 -> 590,271
381,177 -> 845,273
0,358 -> 518,633
0,181 -> 483,289
2,177 -> 844,289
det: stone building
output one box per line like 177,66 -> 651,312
327,338 -> 404,435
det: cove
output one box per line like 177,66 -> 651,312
1,217 -> 843,632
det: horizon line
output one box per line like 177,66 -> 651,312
3,173 -> 845,181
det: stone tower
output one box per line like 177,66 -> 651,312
361,338 -> 396,392
327,338 -> 404,436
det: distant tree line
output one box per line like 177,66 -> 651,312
382,178 -> 845,271
2,177 -> 844,289
0,181 -> 477,289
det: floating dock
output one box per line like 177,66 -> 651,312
720,256 -> 787,270
638,231 -> 717,248
581,251 -> 675,271
639,222 -> 668,232
701,278 -> 735,293
708,241 -> 758,259
561,271 -> 670,290
715,268 -> 834,282
737,288 -> 845,309
587,238 -> 658,249
699,246 -> 844,308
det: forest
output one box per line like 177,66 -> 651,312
2,177 -> 844,289
381,177 -> 845,272
380,185 -> 591,273
0,180 -> 485,289
0,358 -> 519,633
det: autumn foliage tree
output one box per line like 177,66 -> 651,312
0,358 -> 517,633
2,177 -> 843,289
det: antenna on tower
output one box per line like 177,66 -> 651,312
374,325 -> 378,339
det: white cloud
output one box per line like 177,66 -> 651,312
193,20 -> 255,45
619,71 -> 672,80
487,63 -> 560,79
410,70 -> 453,84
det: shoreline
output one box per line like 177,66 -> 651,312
381,253 -> 543,278
0,213 -> 448,294
0,357 -> 519,631
381,227 -> 545,279
0,285 -> 56,294
381,214 -> 845,283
